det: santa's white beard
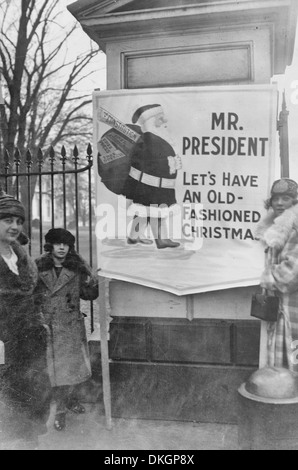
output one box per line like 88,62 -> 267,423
145,123 -> 175,147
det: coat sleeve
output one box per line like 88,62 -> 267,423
79,260 -> 99,301
33,277 -> 47,308
266,232 -> 298,294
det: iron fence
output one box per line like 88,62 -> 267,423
0,143 -> 96,331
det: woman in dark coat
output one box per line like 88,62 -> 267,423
35,228 -> 99,431
0,187 -> 51,448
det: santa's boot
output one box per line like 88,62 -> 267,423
150,217 -> 180,249
127,216 -> 153,245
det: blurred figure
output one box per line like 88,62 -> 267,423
35,228 -> 99,431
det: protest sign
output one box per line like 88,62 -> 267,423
93,85 -> 278,295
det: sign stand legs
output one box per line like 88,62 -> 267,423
98,276 -> 112,430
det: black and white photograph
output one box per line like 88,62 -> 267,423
1,0 -> 298,452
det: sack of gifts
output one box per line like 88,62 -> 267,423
97,107 -> 142,195
250,287 -> 279,322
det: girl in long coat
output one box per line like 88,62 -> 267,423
35,228 -> 98,431
0,188 -> 51,448
255,178 -> 298,373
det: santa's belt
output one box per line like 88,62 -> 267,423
129,167 -> 176,189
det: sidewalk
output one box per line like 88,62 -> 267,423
1,401 -> 239,450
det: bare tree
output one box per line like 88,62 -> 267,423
0,0 -> 100,208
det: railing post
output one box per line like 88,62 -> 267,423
14,149 -> 21,200
73,145 -> 80,252
4,149 -> 10,192
61,146 -> 67,229
87,143 -> 94,332
0,77 -> 5,170
37,148 -> 44,254
26,149 -> 33,254
49,146 -> 55,228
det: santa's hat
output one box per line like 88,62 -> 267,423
132,104 -> 163,126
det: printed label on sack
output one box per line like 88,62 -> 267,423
97,107 -> 140,143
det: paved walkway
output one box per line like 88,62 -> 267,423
1,402 -> 239,450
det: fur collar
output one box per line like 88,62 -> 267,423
36,252 -> 91,276
255,204 -> 298,250
0,241 -> 38,294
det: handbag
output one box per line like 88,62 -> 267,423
250,288 -> 279,322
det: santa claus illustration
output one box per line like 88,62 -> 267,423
122,104 -> 182,249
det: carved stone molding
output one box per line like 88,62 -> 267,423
68,0 -> 298,75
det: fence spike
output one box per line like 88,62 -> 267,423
60,145 -> 67,164
49,146 -> 55,163
26,149 -> 33,168
73,145 -> 79,164
37,148 -> 44,166
14,148 -> 21,165
86,143 -> 93,163
4,148 -> 10,170
87,143 -> 92,155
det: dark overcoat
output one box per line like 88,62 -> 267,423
0,241 -> 51,437
35,253 -> 99,387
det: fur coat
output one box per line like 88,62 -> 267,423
255,204 -> 298,293
0,242 -> 51,439
255,204 -> 298,371
35,252 -> 99,387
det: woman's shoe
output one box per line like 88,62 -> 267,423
54,413 -> 66,431
67,401 -> 86,414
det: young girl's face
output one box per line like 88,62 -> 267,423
52,243 -> 70,261
271,194 -> 295,217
